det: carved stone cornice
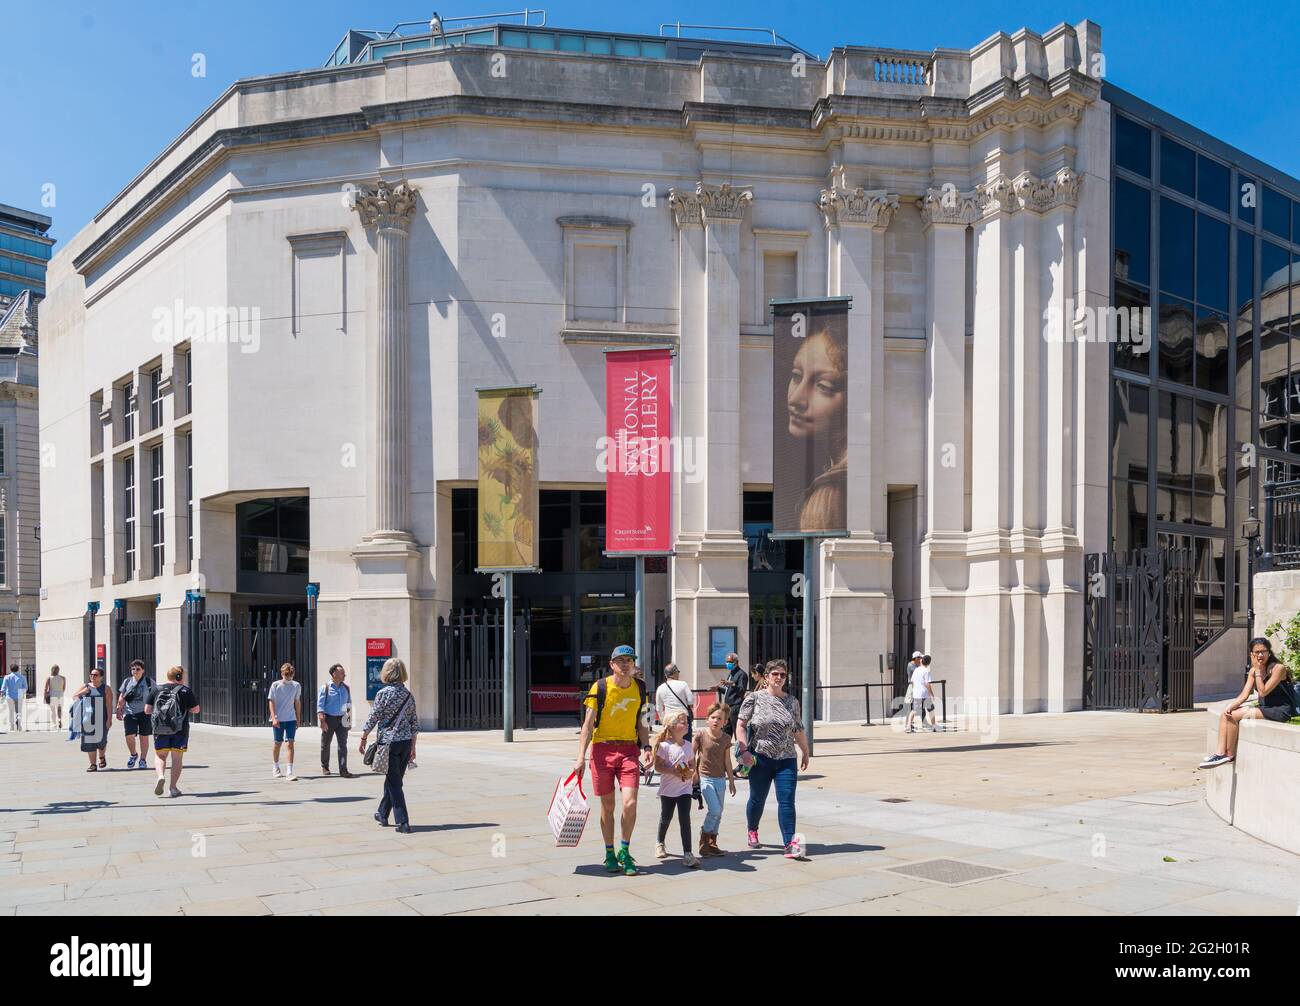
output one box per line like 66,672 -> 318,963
351,179 -> 419,232
975,174 -> 1018,218
1006,168 -> 1085,214
818,187 -> 899,230
917,185 -> 980,227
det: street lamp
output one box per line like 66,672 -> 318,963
1242,515 -> 1261,641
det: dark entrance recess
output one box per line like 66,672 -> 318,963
110,601 -> 157,693
1084,547 -> 1194,711
452,489 -> 636,697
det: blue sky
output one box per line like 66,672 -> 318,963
4,0 -> 1297,244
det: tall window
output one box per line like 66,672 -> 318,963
148,368 -> 164,430
0,426 -> 6,476
0,512 -> 7,587
185,434 -> 193,564
180,348 -> 192,417
123,458 -> 136,578
123,381 -> 136,442
151,444 -> 165,577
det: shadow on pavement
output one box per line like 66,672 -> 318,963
403,822 -> 498,833
813,741 -> 1069,758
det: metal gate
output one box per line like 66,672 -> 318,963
437,607 -> 531,730
1084,547 -> 1194,711
110,603 -> 156,692
749,605 -> 818,718
185,593 -> 319,727
650,611 -> 671,691
892,606 -> 916,696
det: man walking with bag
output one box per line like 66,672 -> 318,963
317,663 -> 353,777
573,644 -> 650,876
655,663 -> 695,741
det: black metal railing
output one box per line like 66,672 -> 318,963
437,607 -> 530,730
1263,479 -> 1300,570
111,604 -> 157,693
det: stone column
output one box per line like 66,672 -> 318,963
965,175 -> 1017,711
1032,167 -> 1085,712
818,186 -> 899,720
918,186 -> 978,701
349,179 -> 421,722
668,183 -> 751,688
352,179 -> 419,545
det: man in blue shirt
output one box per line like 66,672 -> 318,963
2,663 -> 28,732
317,663 -> 353,777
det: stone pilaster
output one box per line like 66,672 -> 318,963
668,182 -> 752,688
818,186 -> 899,720
918,185 -> 978,700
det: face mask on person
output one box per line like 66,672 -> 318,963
725,661 -> 737,671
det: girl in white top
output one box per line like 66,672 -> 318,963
652,710 -> 699,868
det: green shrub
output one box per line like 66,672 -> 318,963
1262,614 -> 1300,682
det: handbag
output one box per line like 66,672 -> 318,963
364,689 -> 413,773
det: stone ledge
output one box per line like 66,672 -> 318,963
1203,702 -> 1300,855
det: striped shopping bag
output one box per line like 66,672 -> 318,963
547,771 -> 590,847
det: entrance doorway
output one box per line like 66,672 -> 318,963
451,489 -> 640,699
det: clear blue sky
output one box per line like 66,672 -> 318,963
4,0 -> 1297,245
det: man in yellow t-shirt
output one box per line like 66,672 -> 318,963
573,644 -> 650,875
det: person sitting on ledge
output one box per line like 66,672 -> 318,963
1200,637 -> 1299,769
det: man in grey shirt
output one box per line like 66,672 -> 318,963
267,662 -> 303,780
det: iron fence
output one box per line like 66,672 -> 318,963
1263,479 -> 1300,569
437,607 -> 530,730
185,593 -> 318,728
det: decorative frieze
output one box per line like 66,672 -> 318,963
350,178 -> 419,232
917,185 -> 980,227
668,183 -> 753,227
818,187 -> 900,230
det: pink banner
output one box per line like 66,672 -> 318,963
605,349 -> 672,553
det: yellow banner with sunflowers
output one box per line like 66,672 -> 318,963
477,387 -> 540,570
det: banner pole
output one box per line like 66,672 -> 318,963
635,555 -> 646,679
504,571 -> 514,744
803,537 -> 815,754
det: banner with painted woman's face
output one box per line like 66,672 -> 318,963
771,297 -> 851,536
477,387 -> 540,569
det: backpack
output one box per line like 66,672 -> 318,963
152,685 -> 186,735
592,675 -> 647,731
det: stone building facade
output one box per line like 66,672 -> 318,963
36,18 -> 1116,724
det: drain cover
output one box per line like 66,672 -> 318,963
880,798 -> 911,803
885,859 -> 1011,886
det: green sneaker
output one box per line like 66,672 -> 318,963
603,850 -> 620,873
616,848 -> 639,876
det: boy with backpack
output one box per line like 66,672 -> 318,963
145,666 -> 200,798
572,644 -> 650,876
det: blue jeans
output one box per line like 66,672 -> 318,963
700,775 -> 728,833
746,753 -> 798,845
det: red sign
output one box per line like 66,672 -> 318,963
604,349 -> 673,553
366,639 -> 392,658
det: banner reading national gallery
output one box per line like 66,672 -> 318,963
771,297 -> 852,537
604,348 -> 673,553
477,386 -> 540,569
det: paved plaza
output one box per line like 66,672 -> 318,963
1,710 -> 1297,916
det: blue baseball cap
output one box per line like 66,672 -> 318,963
610,645 -> 637,662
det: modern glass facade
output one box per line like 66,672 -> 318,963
1107,87 -> 1300,648
0,205 -> 53,302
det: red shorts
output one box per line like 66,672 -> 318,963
589,741 -> 641,797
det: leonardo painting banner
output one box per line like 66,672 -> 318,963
770,297 -> 852,538
477,387 -> 540,570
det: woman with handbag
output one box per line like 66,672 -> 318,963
71,669 -> 114,771
357,658 -> 420,833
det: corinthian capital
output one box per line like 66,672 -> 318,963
698,183 -> 754,223
975,175 -> 1018,218
917,184 -> 980,227
819,188 -> 900,230
668,188 -> 705,228
1013,167 -> 1084,213
351,179 -> 419,231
